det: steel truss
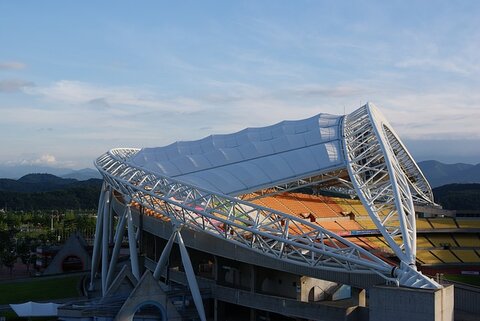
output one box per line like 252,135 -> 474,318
90,103 -> 440,307
343,103 -> 439,288
92,149 -> 399,283
242,169 -> 353,201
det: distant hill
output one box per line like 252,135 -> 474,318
418,160 -> 480,188
0,164 -> 100,180
61,168 -> 102,181
0,173 -> 101,193
432,184 -> 480,211
0,174 -> 103,210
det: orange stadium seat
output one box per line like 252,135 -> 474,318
336,220 -> 362,231
316,220 -> 343,232
292,194 -> 341,218
349,237 -> 375,249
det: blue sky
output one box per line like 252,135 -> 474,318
0,1 -> 479,169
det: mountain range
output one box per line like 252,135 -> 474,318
0,174 -> 103,210
0,165 -> 101,180
0,160 -> 479,188
0,171 -> 478,211
0,173 -> 102,193
417,160 -> 480,188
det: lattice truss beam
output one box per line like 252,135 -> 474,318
342,103 -> 439,289
94,149 -> 396,283
91,103 -> 440,290
242,169 -> 354,201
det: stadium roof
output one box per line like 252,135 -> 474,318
95,103 -> 440,290
130,113 -> 344,195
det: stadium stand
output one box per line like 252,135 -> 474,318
416,219 -> 433,230
427,235 -> 457,248
336,219 -> 362,231
451,249 -> 480,263
428,218 -> 458,229
355,219 -> 378,230
417,236 -> 433,248
416,250 -> 441,264
457,220 -> 480,229
430,249 -> 460,264
453,234 -> 480,247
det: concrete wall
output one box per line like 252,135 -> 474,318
370,285 -> 454,321
453,283 -> 480,315
44,233 -> 90,275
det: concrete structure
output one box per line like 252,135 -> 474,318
72,103 -> 457,320
370,285 -> 454,321
115,271 -> 181,321
43,233 -> 91,275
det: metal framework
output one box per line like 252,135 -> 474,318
89,104 -> 441,318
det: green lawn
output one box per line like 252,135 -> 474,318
0,275 -> 83,305
444,274 -> 480,287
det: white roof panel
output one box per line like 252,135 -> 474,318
129,113 -> 346,195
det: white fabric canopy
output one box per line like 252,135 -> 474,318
130,113 -> 345,195
10,301 -> 61,317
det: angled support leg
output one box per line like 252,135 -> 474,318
177,231 -> 207,321
153,229 -> 178,280
89,184 -> 107,291
101,189 -> 111,295
127,206 -> 140,280
106,203 -> 129,289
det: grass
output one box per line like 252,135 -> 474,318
0,275 -> 83,305
444,274 -> 480,287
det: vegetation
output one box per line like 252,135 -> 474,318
444,274 -> 480,287
0,210 -> 97,275
0,174 -> 102,211
432,183 -> 480,210
0,275 -> 83,304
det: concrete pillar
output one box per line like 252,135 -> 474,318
369,285 -> 454,321
250,264 -> 256,293
250,308 -> 256,321
214,299 -> 226,321
351,287 -> 366,307
250,265 -> 257,321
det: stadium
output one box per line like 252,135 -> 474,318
60,103 -> 480,321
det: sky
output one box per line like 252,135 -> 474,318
0,1 -> 479,169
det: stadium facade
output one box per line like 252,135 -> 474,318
72,103 -> 455,321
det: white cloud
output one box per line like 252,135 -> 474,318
0,79 -> 34,93
394,58 -> 477,75
0,61 -> 26,70
6,154 -> 59,166
27,154 -> 57,165
25,80 -> 203,113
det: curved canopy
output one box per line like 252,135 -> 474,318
130,113 -> 344,195
95,103 -> 440,290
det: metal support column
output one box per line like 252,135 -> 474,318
106,204 -> 129,289
127,206 -> 140,280
101,190 -> 111,295
153,229 -> 178,280
89,184 -> 107,291
177,231 -> 207,321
